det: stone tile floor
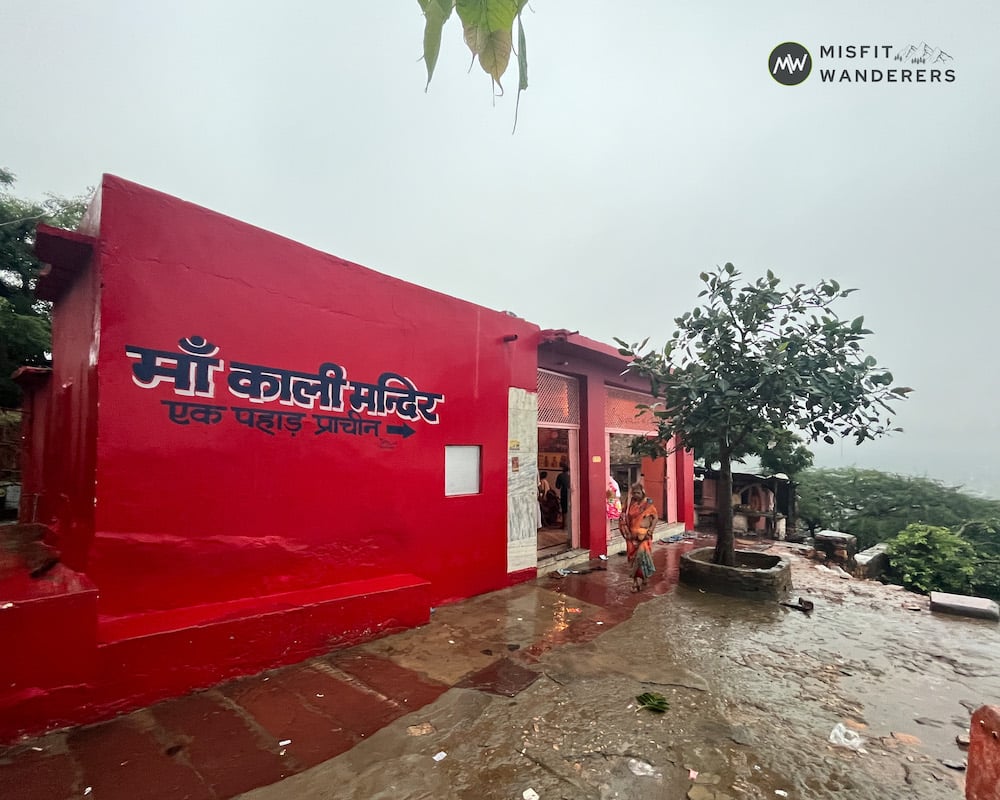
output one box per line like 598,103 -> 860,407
0,540 -> 702,800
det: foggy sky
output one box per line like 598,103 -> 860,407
4,1 -> 998,495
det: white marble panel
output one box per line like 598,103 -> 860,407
507,387 -> 539,573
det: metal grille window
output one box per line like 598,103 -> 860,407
537,370 -> 580,426
605,387 -> 658,433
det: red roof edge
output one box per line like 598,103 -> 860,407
540,328 -> 627,361
34,224 -> 96,302
12,366 -> 52,386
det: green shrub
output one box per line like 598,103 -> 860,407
885,523 -> 976,595
956,519 -> 1000,601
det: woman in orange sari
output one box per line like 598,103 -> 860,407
618,482 -> 658,592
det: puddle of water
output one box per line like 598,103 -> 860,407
635,552 -> 995,796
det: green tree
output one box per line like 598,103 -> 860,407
0,168 -> 89,407
885,523 -> 976,595
796,468 -> 1000,549
758,428 -> 814,478
617,263 -> 909,566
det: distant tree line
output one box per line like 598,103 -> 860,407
797,467 -> 1000,600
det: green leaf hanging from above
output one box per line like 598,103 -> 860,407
418,0 -> 455,91
476,27 -> 513,85
417,0 -> 529,126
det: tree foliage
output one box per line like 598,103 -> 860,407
758,428 -> 814,477
417,1 -> 530,119
617,264 -> 909,566
796,467 -> 1000,550
885,523 -> 976,595
0,168 -> 89,407
699,425 -> 814,478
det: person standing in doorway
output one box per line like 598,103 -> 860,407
538,471 -> 561,527
555,465 -> 570,528
537,471 -> 551,498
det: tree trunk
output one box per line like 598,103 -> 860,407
788,478 -> 798,537
713,443 -> 736,566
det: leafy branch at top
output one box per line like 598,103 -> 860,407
417,1 -> 530,126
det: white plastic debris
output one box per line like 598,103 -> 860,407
278,739 -> 292,747
775,791 -> 789,798
627,758 -> 657,777
1,602 -> 14,610
829,722 -> 865,751
84,789 -> 92,797
523,789 -> 540,800
433,750 -> 447,762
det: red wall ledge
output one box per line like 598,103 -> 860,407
0,573 -> 430,742
506,567 -> 538,587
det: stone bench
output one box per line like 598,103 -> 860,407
814,529 -> 857,566
853,543 -> 889,579
929,591 -> 1000,621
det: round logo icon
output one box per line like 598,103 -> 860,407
769,42 -> 812,85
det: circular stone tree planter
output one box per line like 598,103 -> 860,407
680,547 -> 792,600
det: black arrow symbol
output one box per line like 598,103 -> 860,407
386,423 -> 415,439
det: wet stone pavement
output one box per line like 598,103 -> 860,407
1,537 -> 992,799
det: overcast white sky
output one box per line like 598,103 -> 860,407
4,1 -> 998,495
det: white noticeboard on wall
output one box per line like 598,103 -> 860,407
445,445 -> 481,496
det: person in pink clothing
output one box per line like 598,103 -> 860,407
606,475 -> 622,520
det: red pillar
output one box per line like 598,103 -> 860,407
579,374 -> 607,558
967,705 -> 1000,800
674,447 -> 695,530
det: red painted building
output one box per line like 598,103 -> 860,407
0,176 -> 693,740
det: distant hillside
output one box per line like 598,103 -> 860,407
796,467 -> 1000,549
